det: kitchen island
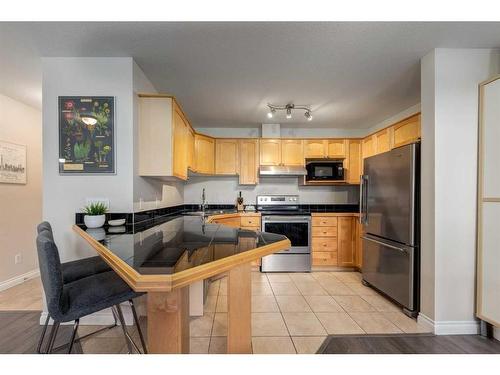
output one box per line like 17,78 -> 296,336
73,215 -> 290,354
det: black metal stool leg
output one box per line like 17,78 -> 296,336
37,314 -> 50,354
129,299 -> 147,354
46,322 -> 60,354
68,319 -> 80,354
113,305 -> 137,354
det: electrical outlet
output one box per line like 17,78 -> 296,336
14,253 -> 22,264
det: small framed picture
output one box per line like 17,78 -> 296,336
0,140 -> 27,184
58,96 -> 115,174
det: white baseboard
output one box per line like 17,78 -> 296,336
417,313 -> 480,335
417,313 -> 435,333
0,269 -> 40,292
39,304 -> 134,326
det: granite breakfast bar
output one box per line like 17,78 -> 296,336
73,215 -> 290,354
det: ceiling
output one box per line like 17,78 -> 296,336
1,22 -> 500,129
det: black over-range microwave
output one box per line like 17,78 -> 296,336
305,161 -> 344,181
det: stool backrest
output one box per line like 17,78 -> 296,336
37,221 -> 54,241
36,229 -> 66,320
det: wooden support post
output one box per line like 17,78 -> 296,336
227,262 -> 252,353
147,287 -> 189,354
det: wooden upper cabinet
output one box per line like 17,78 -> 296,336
393,114 -> 421,148
346,140 -> 361,184
374,128 -> 392,154
138,96 -> 173,177
304,140 -> 326,158
194,134 -> 215,174
138,94 -> 195,180
239,139 -> 259,185
215,139 -> 239,175
326,139 -> 347,158
260,139 -> 282,166
362,136 -> 374,159
338,217 -> 355,267
187,127 -> 195,171
281,139 -> 304,166
172,104 -> 188,180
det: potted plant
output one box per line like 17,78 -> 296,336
83,202 -> 108,229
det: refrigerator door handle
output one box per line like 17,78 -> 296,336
359,175 -> 364,224
362,236 -> 407,253
359,175 -> 369,224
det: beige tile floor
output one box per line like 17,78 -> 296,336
190,271 -> 431,354
0,272 -> 431,354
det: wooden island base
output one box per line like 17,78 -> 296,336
146,262 -> 252,354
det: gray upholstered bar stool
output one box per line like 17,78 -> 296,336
36,221 -> 119,352
36,229 -> 147,354
36,222 -> 111,283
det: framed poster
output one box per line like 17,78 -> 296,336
58,96 -> 115,174
0,141 -> 27,184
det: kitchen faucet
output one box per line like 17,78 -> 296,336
201,188 -> 207,213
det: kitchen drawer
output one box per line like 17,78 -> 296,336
213,217 -> 241,228
312,238 -> 338,252
312,226 -> 338,237
312,216 -> 338,227
241,226 -> 260,231
312,251 -> 338,266
241,216 -> 260,227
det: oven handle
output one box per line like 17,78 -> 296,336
262,216 -> 311,223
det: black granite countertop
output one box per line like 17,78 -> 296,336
79,215 -> 288,276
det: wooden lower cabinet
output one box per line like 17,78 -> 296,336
311,215 -> 338,266
338,217 -> 355,267
211,216 -> 241,228
355,220 -> 363,269
311,214 -> 358,268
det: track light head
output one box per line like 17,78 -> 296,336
305,111 -> 313,121
286,107 -> 292,119
267,108 -> 275,118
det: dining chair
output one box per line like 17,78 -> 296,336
36,229 -> 147,354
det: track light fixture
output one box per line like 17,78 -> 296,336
267,103 -> 313,122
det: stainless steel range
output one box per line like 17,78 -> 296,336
257,195 -> 311,272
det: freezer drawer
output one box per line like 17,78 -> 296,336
261,253 -> 311,272
362,235 -> 416,310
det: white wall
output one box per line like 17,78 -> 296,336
132,62 -> 184,212
184,176 -> 359,206
0,94 -> 42,287
42,58 -> 135,261
420,49 -> 500,334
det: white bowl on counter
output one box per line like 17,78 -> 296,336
108,219 -> 126,226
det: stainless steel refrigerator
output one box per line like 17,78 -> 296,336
360,143 -> 419,316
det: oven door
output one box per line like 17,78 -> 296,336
261,216 -> 311,254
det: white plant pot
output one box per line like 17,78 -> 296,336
84,214 -> 106,229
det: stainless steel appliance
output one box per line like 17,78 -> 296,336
360,143 -> 420,316
306,160 -> 344,181
259,165 -> 307,177
257,195 -> 311,272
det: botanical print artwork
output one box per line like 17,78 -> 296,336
0,141 -> 27,184
58,96 -> 115,174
